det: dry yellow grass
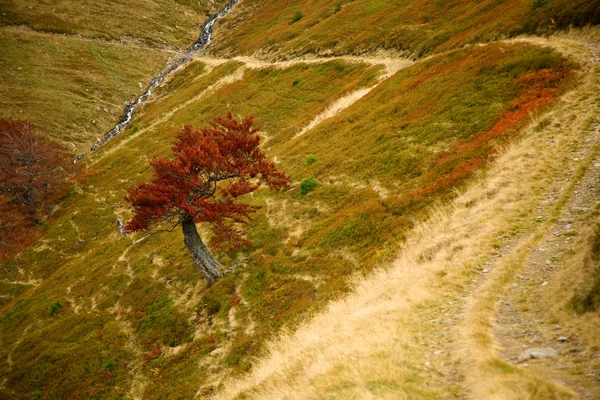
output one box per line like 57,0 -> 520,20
214,30 -> 600,400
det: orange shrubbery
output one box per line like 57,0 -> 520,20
415,68 -> 571,202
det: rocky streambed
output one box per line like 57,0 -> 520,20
77,0 -> 239,160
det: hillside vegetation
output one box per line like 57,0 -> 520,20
0,0 -> 230,49
0,0 -> 234,152
0,28 -> 171,152
211,0 -> 600,58
1,0 -> 599,399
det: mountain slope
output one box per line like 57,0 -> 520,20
215,32 -> 600,399
0,0 -> 230,49
0,28 -> 172,152
211,0 -> 600,58
0,1 -> 599,399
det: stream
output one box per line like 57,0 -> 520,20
78,0 -> 240,160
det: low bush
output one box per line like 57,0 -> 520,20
289,10 -> 304,25
49,301 -> 63,316
300,176 -> 319,195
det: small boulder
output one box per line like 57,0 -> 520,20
518,348 -> 559,362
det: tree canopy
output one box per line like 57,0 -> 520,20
125,113 -> 289,252
0,119 -> 70,259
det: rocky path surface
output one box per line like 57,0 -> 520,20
494,134 -> 600,398
458,34 -> 600,399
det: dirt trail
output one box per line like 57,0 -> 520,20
456,34 -> 600,399
495,143 -> 600,399
212,32 -> 600,399
87,53 -> 411,166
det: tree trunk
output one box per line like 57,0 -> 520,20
181,218 -> 224,286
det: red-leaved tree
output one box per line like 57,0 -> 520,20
125,113 -> 289,285
0,119 -> 70,260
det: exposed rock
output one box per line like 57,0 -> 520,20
518,348 -> 559,362
117,218 -> 127,237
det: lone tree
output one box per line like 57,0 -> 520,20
125,113 -> 289,285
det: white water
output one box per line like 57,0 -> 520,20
80,0 -> 240,159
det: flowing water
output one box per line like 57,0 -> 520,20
79,0 -> 239,160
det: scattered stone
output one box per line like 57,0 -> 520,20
554,324 -> 562,330
557,336 -> 569,342
210,348 -> 224,356
518,348 -> 559,362
434,350 -> 443,355
425,361 -> 431,367
528,336 -> 541,344
546,260 -> 552,265
541,281 -> 549,286
482,269 -> 489,274
444,319 -> 454,324
117,218 -> 127,237
92,120 -> 96,125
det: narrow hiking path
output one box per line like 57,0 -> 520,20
458,33 -> 600,399
211,32 -> 600,399
494,137 -> 600,399
86,53 -> 412,167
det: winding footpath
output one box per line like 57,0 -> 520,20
86,52 -> 412,166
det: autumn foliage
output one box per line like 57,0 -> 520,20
0,119 -> 70,259
125,113 -> 289,250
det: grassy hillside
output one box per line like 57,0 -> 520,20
0,41 -> 575,399
215,34 -> 600,398
1,0 -> 599,398
0,28 -> 173,152
211,0 -> 600,58
0,0 -> 230,49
